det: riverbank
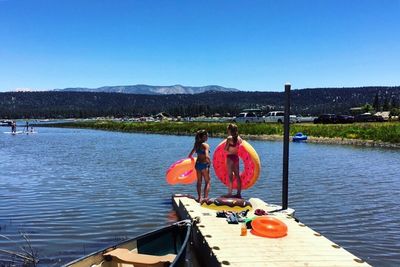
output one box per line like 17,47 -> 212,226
40,120 -> 400,148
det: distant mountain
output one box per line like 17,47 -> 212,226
56,84 -> 240,95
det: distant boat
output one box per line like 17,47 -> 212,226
293,132 -> 308,142
0,120 -> 13,127
63,219 -> 193,267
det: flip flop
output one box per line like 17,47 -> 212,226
216,211 -> 228,218
238,209 -> 250,217
226,213 -> 239,224
254,209 -> 268,216
237,214 -> 245,223
245,217 -> 256,229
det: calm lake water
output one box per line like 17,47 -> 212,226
0,127 -> 399,266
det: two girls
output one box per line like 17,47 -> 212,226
188,124 -> 243,202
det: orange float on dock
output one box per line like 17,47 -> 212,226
251,216 -> 288,238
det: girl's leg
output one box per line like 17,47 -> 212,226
226,159 -> 234,197
196,170 -> 203,202
233,162 -> 241,198
202,168 -> 211,199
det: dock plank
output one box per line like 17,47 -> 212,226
173,196 -> 370,267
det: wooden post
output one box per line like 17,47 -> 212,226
282,83 -> 291,210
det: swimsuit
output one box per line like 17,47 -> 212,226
195,161 -> 210,171
196,148 -> 206,155
227,154 -> 239,164
195,146 -> 210,171
227,140 -> 240,164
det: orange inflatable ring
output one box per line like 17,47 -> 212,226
212,140 -> 261,190
251,216 -> 288,238
166,157 -> 197,184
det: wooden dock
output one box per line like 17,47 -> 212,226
173,196 -> 371,267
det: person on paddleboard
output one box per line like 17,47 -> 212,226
11,121 -> 17,133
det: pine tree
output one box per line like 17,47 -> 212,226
383,97 -> 390,111
391,97 -> 398,108
362,103 -> 373,113
372,93 -> 380,111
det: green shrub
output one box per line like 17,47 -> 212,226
44,121 -> 400,144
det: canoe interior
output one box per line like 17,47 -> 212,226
65,222 -> 191,267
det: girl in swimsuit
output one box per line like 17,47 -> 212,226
224,123 -> 242,198
188,130 -> 211,203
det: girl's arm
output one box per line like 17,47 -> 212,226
224,136 -> 232,151
188,146 -> 195,158
204,144 -> 211,164
238,136 -> 243,144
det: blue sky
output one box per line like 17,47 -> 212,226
0,0 -> 399,92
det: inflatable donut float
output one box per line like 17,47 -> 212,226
166,157 -> 197,184
213,140 -> 261,190
251,216 -> 288,238
201,197 -> 252,212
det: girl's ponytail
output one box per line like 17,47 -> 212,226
194,129 -> 207,149
228,123 -> 238,144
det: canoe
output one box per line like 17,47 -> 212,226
63,219 -> 193,267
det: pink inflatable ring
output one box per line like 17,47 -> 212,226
212,140 -> 261,190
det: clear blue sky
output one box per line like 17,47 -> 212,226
0,0 -> 399,92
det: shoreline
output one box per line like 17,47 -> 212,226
240,134 -> 400,149
203,133 -> 400,149
38,122 -> 400,149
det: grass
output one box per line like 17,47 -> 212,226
43,120 -> 400,144
0,232 -> 38,266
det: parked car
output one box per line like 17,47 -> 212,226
233,112 -> 265,123
313,114 -> 337,124
295,115 -> 317,123
264,111 -> 297,123
291,115 -> 302,123
354,113 -> 385,122
336,115 -> 354,124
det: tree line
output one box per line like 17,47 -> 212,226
0,86 -> 399,119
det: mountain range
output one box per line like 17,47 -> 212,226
56,84 -> 240,95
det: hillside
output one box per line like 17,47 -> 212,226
1,86 -> 399,119
56,84 -> 239,95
